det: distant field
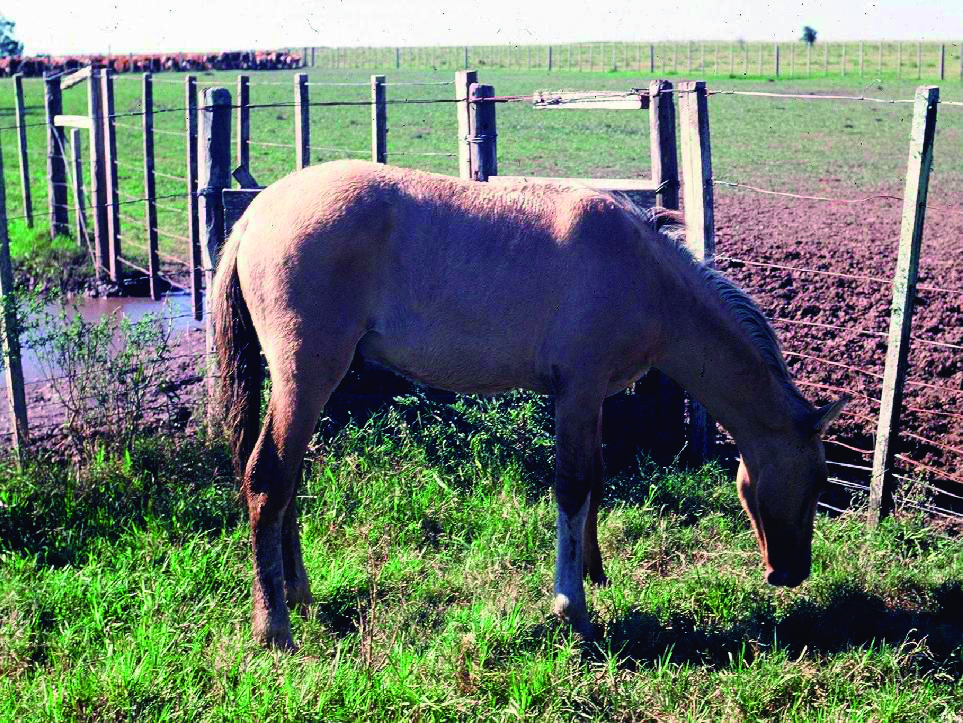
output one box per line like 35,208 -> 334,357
0,65 -> 960,270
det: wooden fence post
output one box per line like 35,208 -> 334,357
236,75 -> 249,172
185,75 -> 202,321
69,129 -> 88,249
101,70 -> 121,282
87,67 -> 109,278
917,41 -> 922,79
774,44 -> 780,77
371,75 -> 387,163
13,74 -> 32,228
142,74 -> 160,300
44,73 -> 69,238
197,87 -> 232,428
678,80 -> 716,464
650,44 -> 655,73
455,70 -> 478,180
467,83 -> 496,182
868,86 -> 939,527
0,136 -> 28,464
294,73 -> 310,170
547,46 -> 553,72
939,44 -> 945,80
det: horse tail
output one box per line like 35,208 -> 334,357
211,217 -> 263,478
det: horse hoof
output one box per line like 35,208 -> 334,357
285,583 -> 314,612
553,594 -> 593,639
253,611 -> 295,651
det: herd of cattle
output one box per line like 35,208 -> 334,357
0,50 -> 304,77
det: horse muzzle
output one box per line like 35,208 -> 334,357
766,567 -> 810,588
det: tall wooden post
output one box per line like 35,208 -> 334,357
13,75 -> 32,228
142,74 -> 160,300
236,75 -> 250,172
774,44 -> 780,77
547,45 -> 553,72
69,129 -> 87,249
185,75 -> 202,320
87,67 -> 109,278
467,84 -> 496,182
101,70 -> 121,282
396,47 -> 400,69
455,70 -> 477,180
650,44 -> 655,73
868,86 -> 939,527
0,137 -> 28,465
198,87 -> 232,428
371,75 -> 387,164
678,80 -> 716,464
294,73 -> 310,170
44,73 -> 69,238
939,44 -> 945,80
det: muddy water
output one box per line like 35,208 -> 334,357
9,292 -> 204,384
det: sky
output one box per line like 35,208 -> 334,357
7,0 -> 963,56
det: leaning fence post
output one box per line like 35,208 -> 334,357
455,70 -> 478,180
87,67 -> 109,278
370,75 -> 387,164
467,83 -> 496,182
868,86 -> 939,527
197,87 -> 232,430
0,137 -> 28,464
101,70 -> 121,282
69,129 -> 88,249
294,73 -> 310,169
678,80 -> 716,464
186,75 -> 202,321
44,72 -> 69,238
236,75 -> 250,173
142,73 -> 160,300
13,74 -> 32,228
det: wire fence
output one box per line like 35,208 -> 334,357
1,66 -> 961,530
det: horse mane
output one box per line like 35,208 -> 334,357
626,202 -> 813,413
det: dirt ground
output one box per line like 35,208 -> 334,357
714,187 -> 963,486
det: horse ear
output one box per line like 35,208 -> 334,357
808,395 -> 850,436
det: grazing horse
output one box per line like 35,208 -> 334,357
212,160 -> 847,648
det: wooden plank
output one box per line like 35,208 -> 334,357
101,70 -> 121,282
223,190 -> 261,236
142,74 -> 160,300
868,86 -> 940,528
467,83 -> 497,182
44,73 -> 69,238
454,70 -> 477,180
294,73 -> 309,169
13,75 -> 32,228
236,75 -> 249,173
487,176 -> 658,192
185,75 -> 202,321
61,65 -> 91,90
69,129 -> 88,249
370,75 -> 387,164
197,87 -> 232,429
87,67 -> 109,278
53,115 -> 93,129
649,79 -> 679,209
532,89 -> 648,110
677,80 -> 716,465
0,136 -> 27,465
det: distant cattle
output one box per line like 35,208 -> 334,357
0,50 -> 304,77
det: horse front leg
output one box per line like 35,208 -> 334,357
553,391 -> 604,637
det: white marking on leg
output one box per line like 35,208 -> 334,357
554,492 -> 591,629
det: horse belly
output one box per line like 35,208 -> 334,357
356,321 -> 548,396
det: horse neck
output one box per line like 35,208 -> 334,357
651,271 -> 805,449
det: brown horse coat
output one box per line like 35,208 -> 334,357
212,160 -> 846,647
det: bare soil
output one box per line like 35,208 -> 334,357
715,188 -> 963,485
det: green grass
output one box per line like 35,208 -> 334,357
0,399 -> 960,720
0,65 -> 961,280
5,221 -> 91,290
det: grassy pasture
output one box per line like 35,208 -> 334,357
0,66 -> 961,273
0,397 -> 961,721
0,65 -> 961,720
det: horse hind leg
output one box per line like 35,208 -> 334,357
245,334 -> 359,648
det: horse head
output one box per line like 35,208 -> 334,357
736,395 -> 849,587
